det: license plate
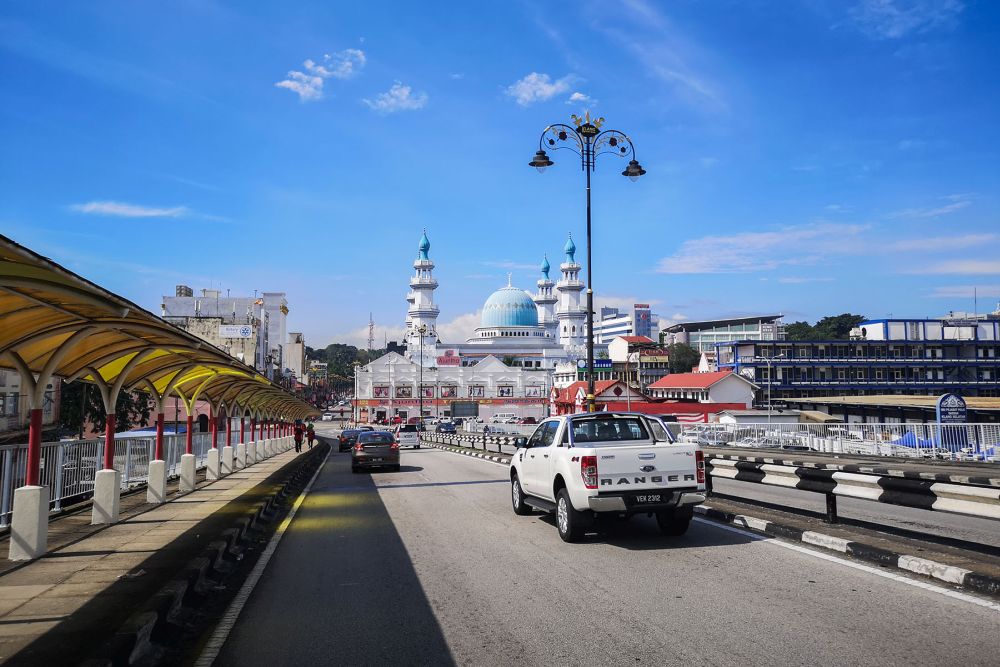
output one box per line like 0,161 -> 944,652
634,494 -> 662,504
369,457 -> 383,462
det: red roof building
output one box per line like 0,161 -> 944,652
647,370 -> 756,409
550,380 -> 646,415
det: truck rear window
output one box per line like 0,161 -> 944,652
572,417 -> 650,443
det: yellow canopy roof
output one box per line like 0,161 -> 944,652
0,234 -> 314,419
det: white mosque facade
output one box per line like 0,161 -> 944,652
355,231 -> 606,422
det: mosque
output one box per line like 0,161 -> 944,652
353,231 -> 607,422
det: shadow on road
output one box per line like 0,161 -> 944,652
533,512 -> 756,551
214,450 -> 456,666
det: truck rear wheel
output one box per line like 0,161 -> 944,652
656,508 -> 692,536
511,474 -> 531,516
556,489 -> 588,542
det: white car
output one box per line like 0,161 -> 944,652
321,413 -> 333,421
509,413 -> 706,542
394,424 -> 422,449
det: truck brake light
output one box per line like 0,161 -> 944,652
354,442 -> 364,452
581,455 -> 598,489
695,449 -> 705,484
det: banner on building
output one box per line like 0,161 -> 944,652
219,324 -> 253,339
436,349 -> 461,366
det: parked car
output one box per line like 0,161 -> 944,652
518,416 -> 537,425
351,431 -> 400,473
321,413 -> 333,421
491,413 -> 517,424
436,422 -> 457,434
338,427 -> 373,452
509,413 -> 705,542
390,416 -> 403,425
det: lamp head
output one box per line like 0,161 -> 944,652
528,150 -> 554,173
622,159 -> 646,182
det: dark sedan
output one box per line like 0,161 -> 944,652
338,426 -> 373,452
351,431 -> 400,473
435,422 -> 457,434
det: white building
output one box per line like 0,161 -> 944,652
355,231 -> 607,421
594,305 -> 659,344
647,370 -> 757,409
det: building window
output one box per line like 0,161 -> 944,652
875,370 -> 885,380
497,386 -> 514,397
468,386 -> 484,398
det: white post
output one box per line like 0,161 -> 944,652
235,442 -> 247,469
8,486 -> 49,560
206,448 -> 220,480
91,469 -> 122,524
180,453 -> 197,492
221,445 -> 234,475
147,460 -> 167,504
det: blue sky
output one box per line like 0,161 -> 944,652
2,0 -> 998,348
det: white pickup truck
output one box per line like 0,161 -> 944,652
509,413 -> 706,542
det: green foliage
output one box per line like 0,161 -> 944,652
59,381 -> 153,435
306,343 -> 386,378
785,321 -> 816,340
667,342 -> 701,374
786,314 -> 865,340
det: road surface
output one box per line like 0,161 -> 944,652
212,441 -> 998,666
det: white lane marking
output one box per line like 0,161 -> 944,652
194,449 -> 330,666
430,444 -> 511,469
693,517 -> 1000,612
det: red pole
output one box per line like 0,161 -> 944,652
25,408 -> 43,486
103,413 -> 116,470
186,414 -> 194,455
210,408 -> 218,450
240,416 -> 245,444
259,419 -> 264,440
227,414 -> 233,447
249,418 -> 256,443
154,412 -> 164,460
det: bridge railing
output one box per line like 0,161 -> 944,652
672,422 -> 999,463
0,432 -> 216,528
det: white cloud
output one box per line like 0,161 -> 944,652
275,49 -> 366,102
449,73 -> 465,80
326,311 -> 482,348
699,157 -> 719,168
566,91 -> 592,105
929,285 -> 1000,298
505,72 -> 574,106
655,223 -> 866,274
891,233 -> 997,251
920,260 -> 1000,275
849,0 -> 965,39
363,82 -> 428,114
69,200 -> 187,218
889,196 -> 972,219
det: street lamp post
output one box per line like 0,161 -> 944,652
417,325 -> 427,424
529,112 -> 646,412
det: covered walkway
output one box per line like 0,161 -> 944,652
0,234 -> 316,560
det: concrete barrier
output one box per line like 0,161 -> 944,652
180,454 -> 197,492
147,460 -> 167,503
222,445 -> 234,475
8,486 -> 49,560
92,469 -> 121,524
206,449 -> 221,480
235,443 -> 247,469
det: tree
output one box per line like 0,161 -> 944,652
59,380 -> 153,436
667,343 -> 700,374
785,321 -> 816,341
813,313 -> 866,340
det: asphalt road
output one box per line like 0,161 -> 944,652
212,441 -> 999,666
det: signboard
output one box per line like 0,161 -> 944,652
450,401 -> 479,418
219,324 -> 253,339
577,358 -> 612,371
936,393 -> 968,449
634,303 -> 650,309
641,355 -> 670,363
497,386 -> 514,397
436,349 -> 461,366
440,386 -> 458,398
373,386 -> 389,398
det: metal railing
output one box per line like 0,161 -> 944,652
673,422 -> 999,463
0,432 -> 215,528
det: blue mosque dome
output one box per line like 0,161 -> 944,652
418,229 -> 431,260
541,255 -> 551,279
564,234 -> 576,263
481,284 -> 540,328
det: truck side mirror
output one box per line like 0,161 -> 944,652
515,437 -> 528,449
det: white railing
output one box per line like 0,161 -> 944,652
0,431 -> 217,528
673,422 -> 999,463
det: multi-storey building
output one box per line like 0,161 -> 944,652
593,304 -> 659,344
161,287 -> 288,379
715,317 -> 1000,403
663,315 -> 785,362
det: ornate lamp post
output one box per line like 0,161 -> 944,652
529,112 -> 646,412
417,324 -> 428,424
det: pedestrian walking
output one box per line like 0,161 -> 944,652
306,421 -> 315,449
294,424 -> 304,452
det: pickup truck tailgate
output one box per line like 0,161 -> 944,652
595,444 -> 699,490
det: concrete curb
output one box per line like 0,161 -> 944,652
693,505 -> 1000,598
425,441 -> 511,466
428,438 -> 999,600
91,446 -> 327,666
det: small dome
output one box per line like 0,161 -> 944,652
481,286 -> 540,328
418,230 -> 430,260
541,255 -> 551,278
564,234 -> 576,262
